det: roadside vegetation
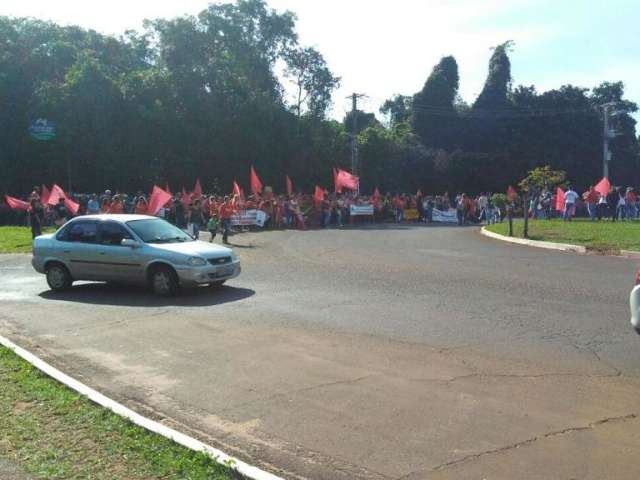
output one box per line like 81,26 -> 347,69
485,219 -> 640,252
0,345 -> 241,480
0,227 -> 55,254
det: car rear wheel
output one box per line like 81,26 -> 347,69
149,266 -> 178,296
46,263 -> 72,291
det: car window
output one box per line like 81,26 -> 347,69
66,222 -> 98,243
127,218 -> 193,244
98,222 -> 132,246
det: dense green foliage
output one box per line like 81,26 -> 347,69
1,3 -> 638,197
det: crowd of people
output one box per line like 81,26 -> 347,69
7,182 -> 639,243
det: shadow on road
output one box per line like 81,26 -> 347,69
38,283 -> 255,307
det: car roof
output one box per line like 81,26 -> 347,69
70,214 -> 158,223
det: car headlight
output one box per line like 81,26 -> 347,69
187,256 -> 207,266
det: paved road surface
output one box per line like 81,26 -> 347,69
1,225 -> 639,479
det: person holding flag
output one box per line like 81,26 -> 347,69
29,197 -> 45,238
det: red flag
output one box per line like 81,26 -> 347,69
232,180 -> 242,198
250,166 -> 263,195
192,178 -> 203,199
333,168 -> 340,193
286,175 -> 293,196
41,185 -> 51,205
506,185 -> 517,200
555,187 -> 565,211
4,195 -> 31,211
148,185 -> 172,216
314,185 -> 325,207
47,184 -> 79,215
336,169 -> 359,191
594,177 -> 611,197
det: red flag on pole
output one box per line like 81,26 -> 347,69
250,166 -> 263,195
336,169 -> 359,191
232,180 -> 242,198
314,185 -> 325,207
286,175 -> 293,196
147,185 -> 172,216
506,185 -> 518,201
594,177 -> 611,197
192,178 -> 203,199
47,184 -> 79,215
4,195 -> 31,211
555,187 -> 565,211
41,185 -> 51,205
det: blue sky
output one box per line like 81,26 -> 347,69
1,0 -> 638,120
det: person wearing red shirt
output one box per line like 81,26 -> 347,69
108,195 -> 124,214
218,196 -> 236,244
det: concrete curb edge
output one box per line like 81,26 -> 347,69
480,227 -> 587,253
0,334 -> 284,480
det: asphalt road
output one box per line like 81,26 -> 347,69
1,225 -> 640,479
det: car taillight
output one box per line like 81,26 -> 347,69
636,269 -> 640,286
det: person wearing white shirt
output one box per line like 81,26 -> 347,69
563,187 -> 579,221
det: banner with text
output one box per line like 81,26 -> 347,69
431,208 -> 458,224
350,204 -> 374,216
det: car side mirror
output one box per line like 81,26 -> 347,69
121,238 -> 141,248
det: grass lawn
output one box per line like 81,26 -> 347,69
0,227 -> 55,254
485,218 -> 640,252
0,345 -> 242,480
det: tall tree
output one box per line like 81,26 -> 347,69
473,41 -> 513,111
411,55 -> 459,150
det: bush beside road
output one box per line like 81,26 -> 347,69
0,346 -> 240,480
485,219 -> 640,253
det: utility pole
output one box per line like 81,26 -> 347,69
603,103 -> 612,180
347,93 -> 366,175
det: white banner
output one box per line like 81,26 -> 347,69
350,204 -> 374,216
432,208 -> 458,224
230,209 -> 269,227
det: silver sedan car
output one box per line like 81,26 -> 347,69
32,215 -> 241,296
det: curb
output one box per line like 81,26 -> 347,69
0,334 -> 284,480
480,227 -> 587,253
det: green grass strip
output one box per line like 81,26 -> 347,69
0,345 -> 241,479
485,218 -> 640,252
0,227 -> 55,254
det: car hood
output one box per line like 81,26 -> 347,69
148,240 -> 233,259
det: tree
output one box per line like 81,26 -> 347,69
380,94 -> 411,126
411,56 -> 460,150
473,41 -> 513,111
283,46 -> 340,118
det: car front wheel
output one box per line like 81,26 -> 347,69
150,266 -> 178,296
46,263 -> 72,291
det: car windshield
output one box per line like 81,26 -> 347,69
127,219 -> 194,244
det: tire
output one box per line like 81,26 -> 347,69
46,263 -> 72,291
149,265 -> 179,296
208,280 -> 226,288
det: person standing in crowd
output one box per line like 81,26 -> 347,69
135,196 -> 148,215
607,187 -> 619,221
108,195 -> 124,214
189,199 -> 206,238
477,192 -> 488,222
53,197 -> 68,226
174,195 -> 187,230
563,186 -> 578,221
616,188 -> 627,221
626,187 -> 637,219
207,212 -> 218,242
100,197 -> 111,213
597,190 -> 608,220
29,197 -> 45,238
456,193 -> 465,226
582,186 -> 599,221
219,196 -> 235,244
87,194 -> 100,214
